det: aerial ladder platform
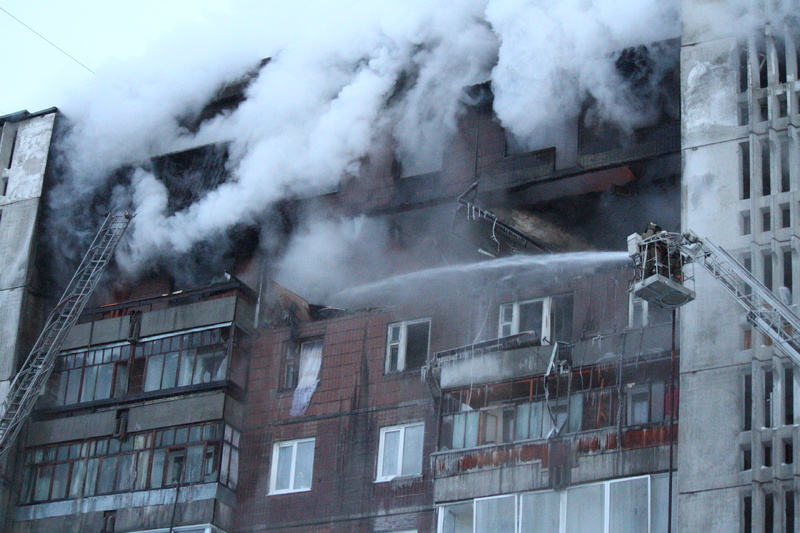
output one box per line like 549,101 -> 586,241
628,226 -> 800,366
0,213 -> 131,458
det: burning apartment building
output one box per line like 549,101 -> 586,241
0,1 -> 796,532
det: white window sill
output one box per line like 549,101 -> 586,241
374,474 -> 422,484
268,487 -> 312,496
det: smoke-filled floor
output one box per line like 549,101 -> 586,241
31,0 -> 698,305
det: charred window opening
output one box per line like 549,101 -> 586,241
184,57 -> 269,132
615,45 -> 655,96
385,319 -> 430,373
152,143 -> 230,215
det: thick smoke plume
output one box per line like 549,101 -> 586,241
47,0 -> 681,295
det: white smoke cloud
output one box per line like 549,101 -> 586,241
273,216 -> 392,303
487,0 -> 679,150
51,0 -> 687,288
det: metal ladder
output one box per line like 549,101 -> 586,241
679,231 -> 800,365
0,213 -> 131,458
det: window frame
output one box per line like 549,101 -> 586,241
376,422 -> 425,482
268,437 -> 316,495
498,294 -> 573,344
385,319 -> 431,374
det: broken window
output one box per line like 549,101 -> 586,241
269,437 -> 315,493
385,319 -> 430,373
498,294 -> 573,344
784,250 -> 793,295
290,339 -> 323,416
781,203 -> 791,228
376,422 -> 424,481
744,372 -> 753,431
787,490 -> 796,533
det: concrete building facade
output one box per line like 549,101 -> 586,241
11,2 -> 800,531
680,2 -> 800,532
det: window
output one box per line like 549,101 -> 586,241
269,438 -> 315,494
786,366 -> 794,425
743,495 -> 753,533
628,293 -> 670,328
784,250 -> 793,294
741,212 -> 751,235
764,252 -> 773,291
385,319 -> 430,373
762,138 -> 771,196
744,372 -> 753,431
437,474 -> 672,533
21,422 -> 227,503
626,382 -> 666,426
143,327 -> 229,392
288,339 -> 324,416
739,101 -> 749,126
762,208 -> 771,232
741,141 -> 751,199
54,344 -> 131,405
376,423 -> 424,481
781,135 -> 791,192
498,294 -> 573,344
781,204 -> 790,228
765,367 -> 774,427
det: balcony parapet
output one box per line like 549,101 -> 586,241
431,422 -> 677,479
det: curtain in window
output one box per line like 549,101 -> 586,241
290,341 -> 323,416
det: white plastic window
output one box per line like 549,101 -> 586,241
376,423 -> 424,481
269,438 -> 315,494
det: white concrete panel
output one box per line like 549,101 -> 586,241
682,38 -> 744,150
0,198 -> 40,290
678,365 -> 745,492
678,485 -> 742,533
0,288 -> 25,380
2,112 -> 54,203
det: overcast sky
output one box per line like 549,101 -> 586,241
0,0 -> 232,116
